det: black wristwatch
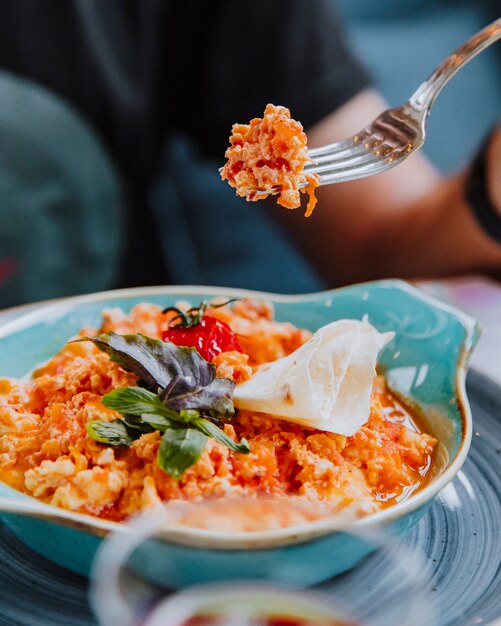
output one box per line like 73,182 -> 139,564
465,129 -> 501,244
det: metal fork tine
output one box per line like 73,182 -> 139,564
306,143 -> 369,166
306,150 -> 376,175
308,138 -> 357,158
318,155 -> 405,185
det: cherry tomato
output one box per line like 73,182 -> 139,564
162,315 -> 242,361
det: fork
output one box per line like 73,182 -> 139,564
271,18 -> 501,191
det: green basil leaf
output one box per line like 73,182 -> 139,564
192,418 -> 250,454
86,419 -> 137,447
157,428 -> 208,479
102,386 -> 179,422
122,414 -> 157,434
140,413 -> 183,432
179,409 -> 200,423
102,387 -> 181,433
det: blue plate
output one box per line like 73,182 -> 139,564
0,281 -> 478,587
0,370 -> 499,626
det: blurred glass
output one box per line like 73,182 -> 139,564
90,499 -> 436,626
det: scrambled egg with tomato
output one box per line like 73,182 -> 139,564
0,300 -> 436,523
221,104 -> 320,217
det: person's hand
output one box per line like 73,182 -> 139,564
487,123 -> 501,216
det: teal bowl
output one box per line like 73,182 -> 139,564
0,280 -> 478,587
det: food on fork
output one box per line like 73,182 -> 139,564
221,104 -> 320,217
0,298 -> 437,526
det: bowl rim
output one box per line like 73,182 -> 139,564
0,279 -> 477,549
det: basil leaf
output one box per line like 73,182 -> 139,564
79,332 -> 235,418
157,428 -> 208,479
140,413 -> 182,432
102,387 -> 179,422
86,419 -> 137,447
179,409 -> 200,423
122,414 -> 156,434
160,375 -> 234,418
102,387 -> 182,433
75,332 -> 176,391
79,331 -> 243,477
192,418 -> 250,454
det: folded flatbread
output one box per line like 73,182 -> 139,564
233,318 -> 394,436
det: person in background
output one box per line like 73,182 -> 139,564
0,0 -> 499,308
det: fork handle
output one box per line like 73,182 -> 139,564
410,18 -> 501,111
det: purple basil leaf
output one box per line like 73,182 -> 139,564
160,375 -> 234,417
76,332 -> 235,418
75,332 -> 175,390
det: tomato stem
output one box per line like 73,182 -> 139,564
162,299 -> 239,329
